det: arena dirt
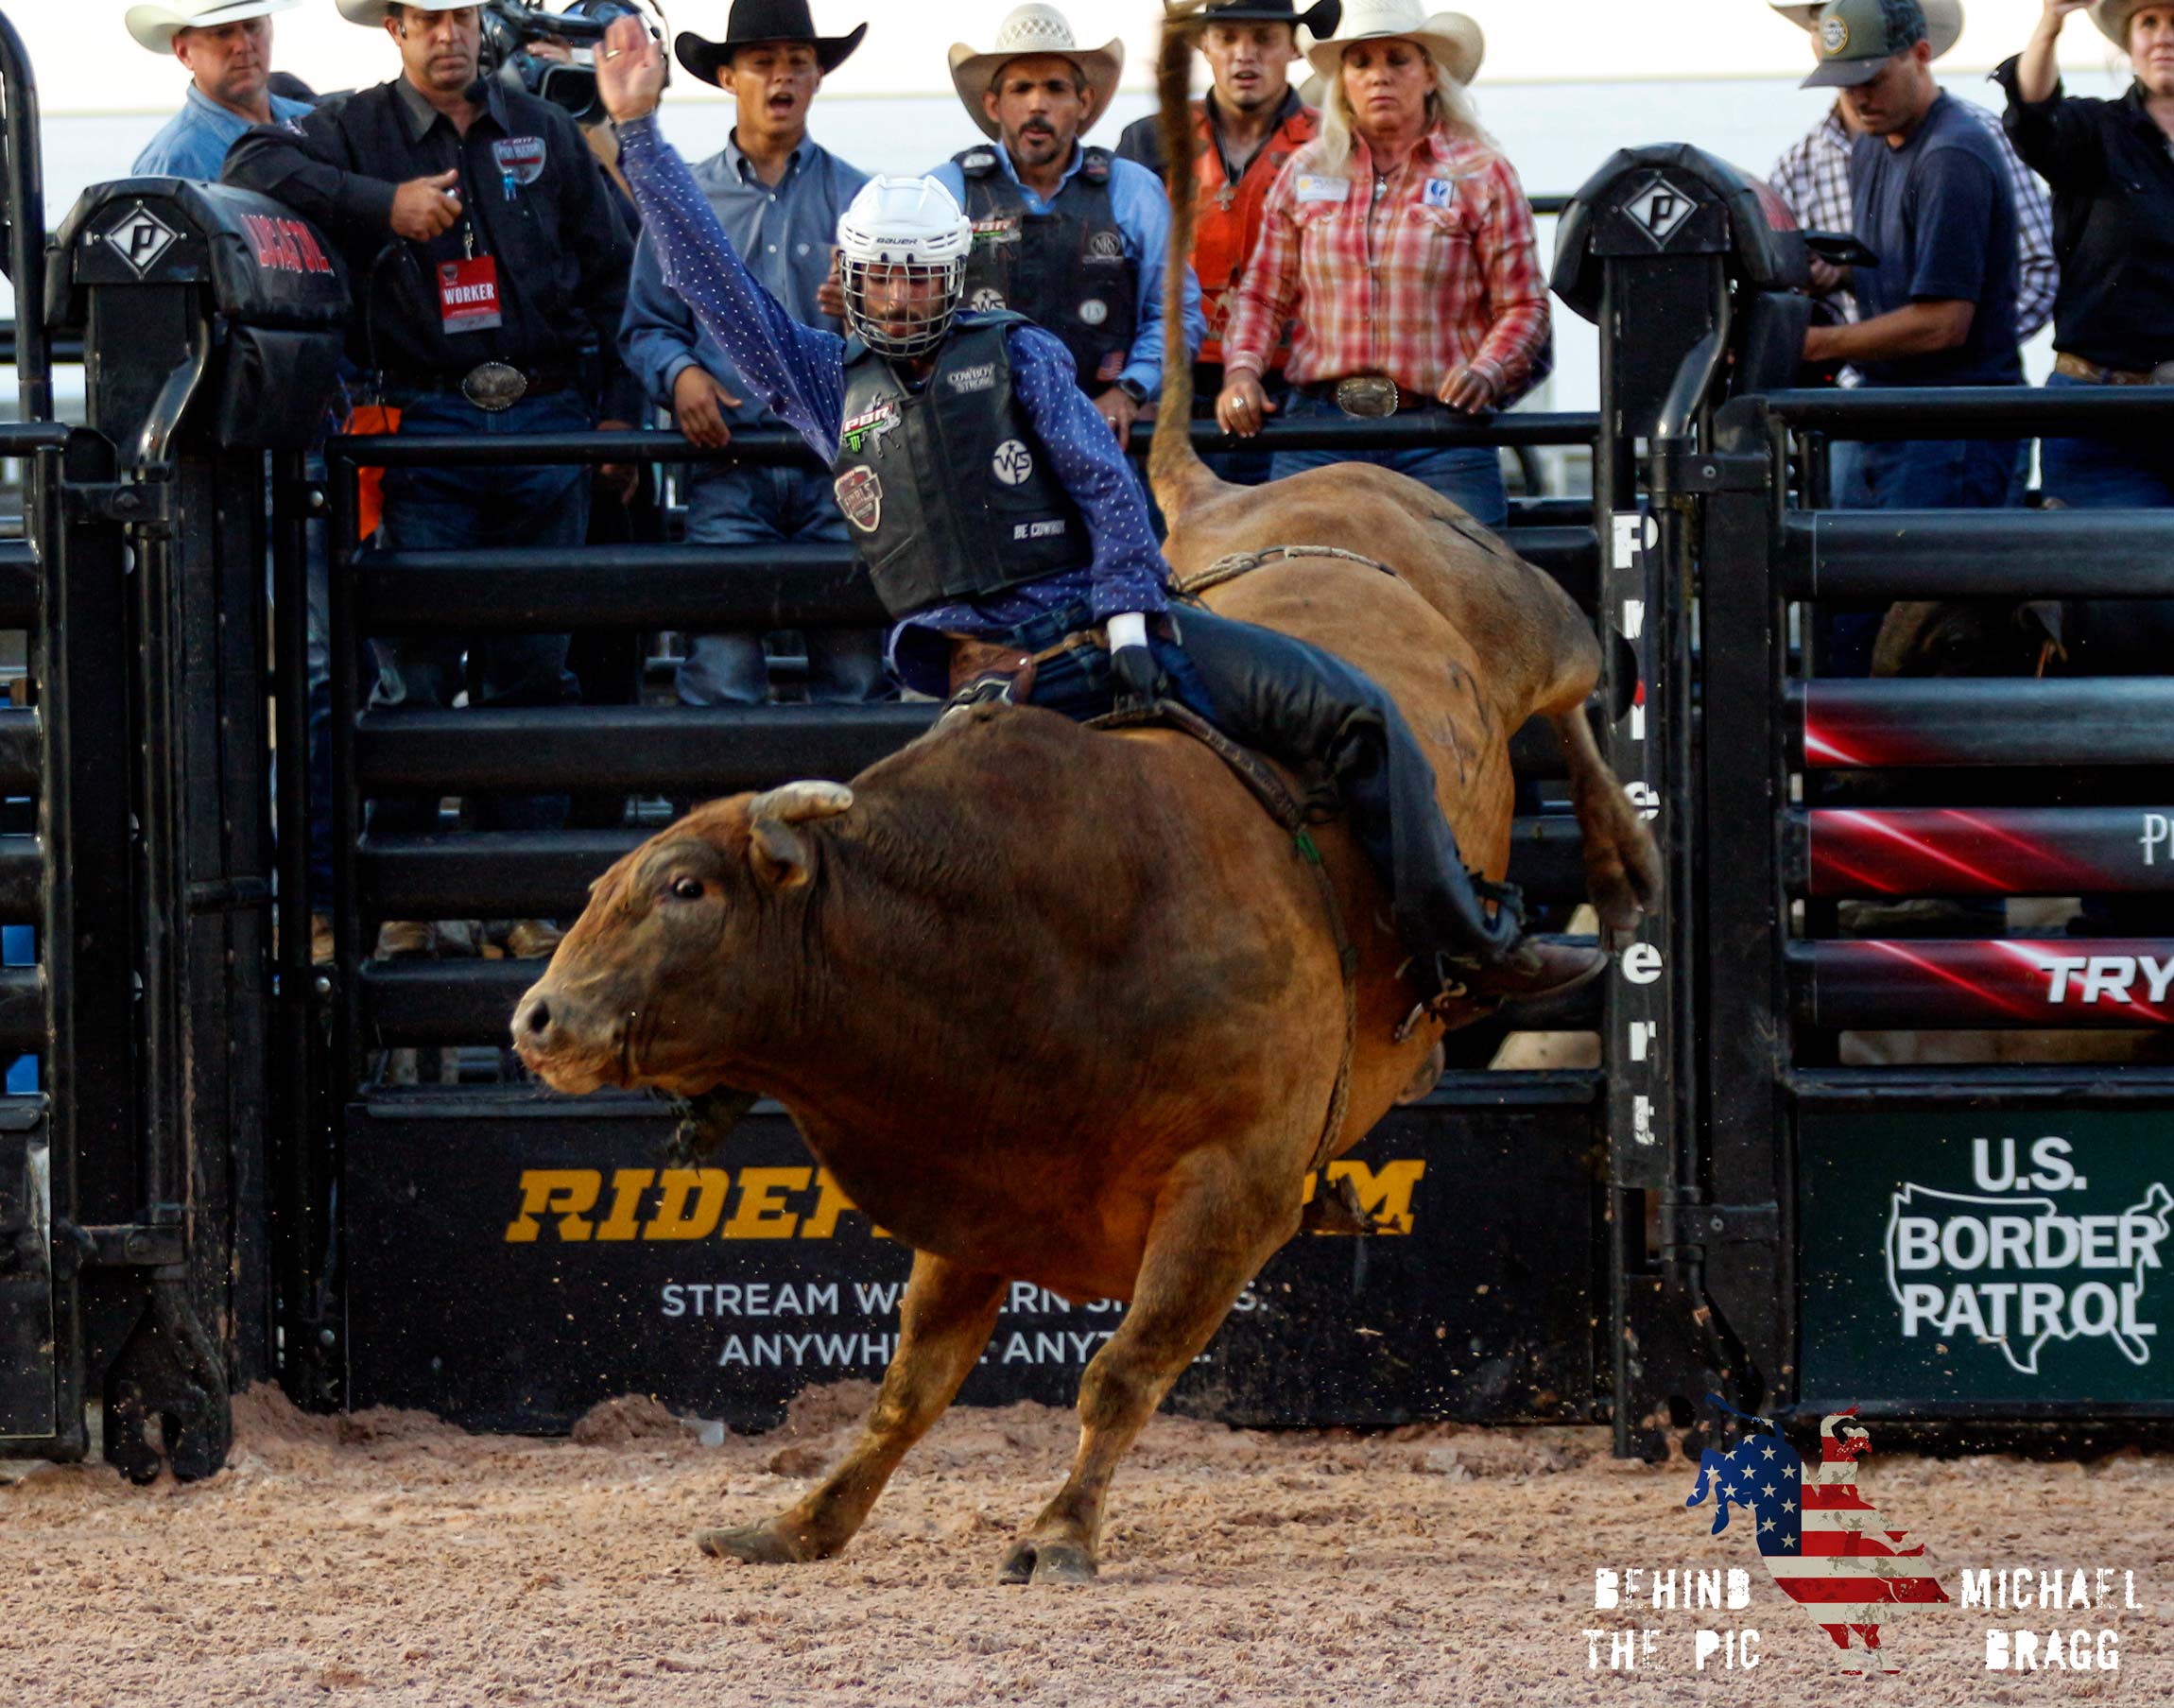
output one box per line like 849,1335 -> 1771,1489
4,1383 -> 2168,1705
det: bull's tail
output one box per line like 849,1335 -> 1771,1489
1147,6 -> 1227,522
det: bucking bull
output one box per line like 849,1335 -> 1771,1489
512,14 -> 1658,1582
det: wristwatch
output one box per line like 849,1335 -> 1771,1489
1115,378 -> 1149,406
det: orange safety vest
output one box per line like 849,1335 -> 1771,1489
344,403 -> 402,542
1182,94 -> 1320,368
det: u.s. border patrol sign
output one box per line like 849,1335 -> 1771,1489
1801,1110 -> 2174,1405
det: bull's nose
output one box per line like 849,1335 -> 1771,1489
512,991 -> 554,1049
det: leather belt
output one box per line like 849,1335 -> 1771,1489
2054,351 -> 2174,388
1300,376 -> 1440,419
382,363 -> 578,411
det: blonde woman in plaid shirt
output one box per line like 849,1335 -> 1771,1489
1214,0 -> 1549,529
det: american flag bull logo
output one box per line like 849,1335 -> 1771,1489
1685,1402 -> 1949,1673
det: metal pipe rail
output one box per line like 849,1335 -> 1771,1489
330,411 -> 1604,468
1792,806 -> 2174,898
352,529 -> 1600,632
0,11 -> 50,423
351,702 -> 1577,794
1788,939 -> 2174,1030
1780,509 -> 2174,600
1729,385 -> 2174,441
358,810 -> 1594,923
1793,679 -> 2174,769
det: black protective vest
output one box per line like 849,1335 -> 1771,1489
953,145 -> 1139,391
830,314 -> 1090,617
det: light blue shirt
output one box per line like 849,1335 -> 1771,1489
619,130 -> 868,435
135,81 -> 312,181
927,143 -> 1204,401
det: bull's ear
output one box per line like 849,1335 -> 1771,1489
748,817 -> 812,890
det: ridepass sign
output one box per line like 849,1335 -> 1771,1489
1800,1110 -> 2174,1406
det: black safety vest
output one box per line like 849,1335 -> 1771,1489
952,146 -> 1139,391
830,314 -> 1089,617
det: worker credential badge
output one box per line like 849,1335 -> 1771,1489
834,466 -> 882,533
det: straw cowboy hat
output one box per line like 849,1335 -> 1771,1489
1766,0 -> 1961,60
335,0 -> 477,26
126,0 -> 298,53
675,0 -> 868,87
948,5 -> 1127,142
1303,0 -> 1484,87
2090,0 -> 2160,46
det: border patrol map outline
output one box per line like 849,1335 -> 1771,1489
1884,1182 -> 2174,1375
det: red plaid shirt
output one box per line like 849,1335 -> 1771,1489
1222,127 -> 1551,402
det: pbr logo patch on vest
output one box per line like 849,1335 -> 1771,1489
834,466 -> 882,533
840,400 -> 900,455
492,136 -> 547,184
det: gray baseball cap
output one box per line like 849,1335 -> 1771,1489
1800,0 -> 1928,87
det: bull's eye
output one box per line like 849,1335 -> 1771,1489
669,876 -> 705,902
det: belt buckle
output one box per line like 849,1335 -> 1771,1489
1334,376 -> 1400,419
460,361 -> 527,412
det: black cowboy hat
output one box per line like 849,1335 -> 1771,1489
1172,0 -> 1344,33
675,0 -> 868,86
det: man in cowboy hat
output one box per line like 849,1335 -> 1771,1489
1766,0 -> 2055,345
129,0 -> 313,179
621,0 -> 884,713
227,0 -> 635,960
588,14 -> 1601,1009
1116,0 -> 1338,483
930,3 -> 1204,445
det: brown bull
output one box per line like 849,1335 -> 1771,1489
510,15 -> 1656,1584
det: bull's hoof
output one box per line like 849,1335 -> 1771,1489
696,1523 -> 813,1565
995,1539 -> 1097,1586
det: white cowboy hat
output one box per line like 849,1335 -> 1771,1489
947,4 -> 1127,142
336,0 -> 479,26
2091,0 -> 2159,46
1303,0 -> 1483,87
126,0 -> 299,53
1767,0 -> 1962,60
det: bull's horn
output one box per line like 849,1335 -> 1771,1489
748,781 -> 854,824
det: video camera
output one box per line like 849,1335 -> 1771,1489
480,0 -> 669,127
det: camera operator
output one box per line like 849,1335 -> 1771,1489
226,0 -> 635,961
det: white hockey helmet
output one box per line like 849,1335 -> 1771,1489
835,176 -> 975,359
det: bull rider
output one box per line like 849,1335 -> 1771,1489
592,13 -> 1602,1012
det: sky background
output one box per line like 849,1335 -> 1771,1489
27,0 -> 2146,112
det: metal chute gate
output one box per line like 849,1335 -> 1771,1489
2,4 -> 2169,1478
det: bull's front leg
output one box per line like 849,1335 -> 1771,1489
997,1148 -> 1297,1586
698,1251 -> 1004,1564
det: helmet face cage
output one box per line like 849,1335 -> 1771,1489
840,254 -> 965,359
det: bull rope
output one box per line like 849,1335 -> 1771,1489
1170,543 -> 1397,600
1086,697 -> 1359,1182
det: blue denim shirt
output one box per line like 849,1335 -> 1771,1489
135,82 -> 312,181
614,114 -> 1169,684
619,130 -> 868,432
928,144 -> 1204,401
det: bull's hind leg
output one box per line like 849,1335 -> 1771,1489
997,1148 -> 1297,1586
697,1251 -> 1004,1564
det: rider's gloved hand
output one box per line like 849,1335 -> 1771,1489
1107,612 -> 1164,712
